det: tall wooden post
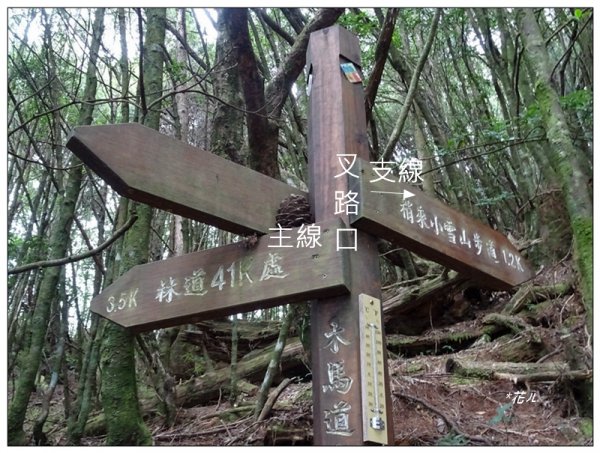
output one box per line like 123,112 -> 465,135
307,25 -> 394,445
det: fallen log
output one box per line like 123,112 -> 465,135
383,272 -> 463,315
181,319 -> 283,359
264,425 -> 312,446
383,272 -> 468,334
502,281 -> 573,315
493,369 -> 592,383
175,338 -> 306,407
482,313 -> 532,334
84,340 -> 306,437
387,323 -> 497,356
257,378 -> 293,422
445,358 -> 571,381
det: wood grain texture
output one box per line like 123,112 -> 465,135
66,124 -> 306,235
349,158 -> 534,289
90,220 -> 349,332
307,25 -> 394,446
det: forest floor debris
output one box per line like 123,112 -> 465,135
22,260 -> 591,446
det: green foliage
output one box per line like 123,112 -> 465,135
520,102 -> 542,124
561,88 -> 592,111
482,118 -> 510,141
401,8 -> 433,31
338,10 -> 378,66
339,9 -> 378,36
561,89 -> 592,134
8,233 -> 24,259
474,187 -> 514,208
168,59 -> 185,82
579,417 -> 593,438
181,350 -> 206,375
437,431 -> 468,445
570,8 -> 591,22
489,403 -> 513,426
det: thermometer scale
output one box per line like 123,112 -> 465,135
358,294 -> 388,444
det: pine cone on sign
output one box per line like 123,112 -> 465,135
276,194 -> 314,228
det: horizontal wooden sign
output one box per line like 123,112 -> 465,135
349,159 -> 534,289
66,124 -> 306,235
91,220 -> 350,332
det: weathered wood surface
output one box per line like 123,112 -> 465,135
502,280 -> 573,315
66,124 -> 305,235
307,25 -> 394,445
445,358 -> 573,380
349,158 -> 534,289
90,220 -> 349,332
387,322 -> 546,362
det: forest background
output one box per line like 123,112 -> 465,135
3,4 -> 595,446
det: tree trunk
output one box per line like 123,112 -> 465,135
254,306 -> 294,419
382,9 -> 441,161
66,315 -> 102,444
413,105 -> 435,196
210,9 -> 245,164
386,32 -> 461,207
229,317 -> 240,405
99,7 -> 167,446
32,278 -> 69,445
518,8 -> 593,332
7,8 -> 105,445
222,8 -> 343,180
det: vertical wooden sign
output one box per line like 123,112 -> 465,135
307,25 -> 394,445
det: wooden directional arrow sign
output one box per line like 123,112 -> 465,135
66,124 -> 306,235
90,220 -> 349,332
349,158 -> 534,289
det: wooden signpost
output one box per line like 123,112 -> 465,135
349,158 -> 534,289
66,124 -> 305,235
88,220 -> 349,332
66,24 -> 533,446
306,26 -> 394,445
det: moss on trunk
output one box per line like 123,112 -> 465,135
98,8 -> 166,445
519,8 -> 592,333
571,216 -> 593,307
100,323 -> 152,445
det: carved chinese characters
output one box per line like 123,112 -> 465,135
89,220 -> 350,332
322,320 -> 354,437
398,198 -> 526,273
350,158 -> 534,289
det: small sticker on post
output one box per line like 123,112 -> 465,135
340,62 -> 362,84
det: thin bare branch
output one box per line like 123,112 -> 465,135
382,9 -> 442,161
8,215 -> 137,275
